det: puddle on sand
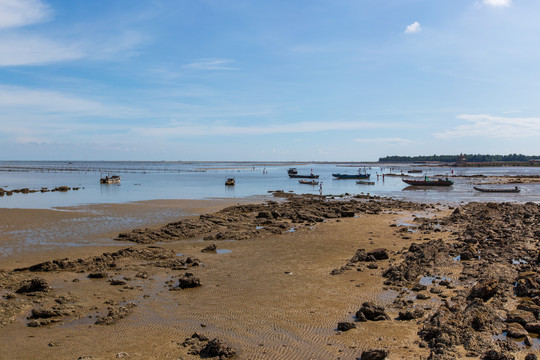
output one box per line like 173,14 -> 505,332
255,226 -> 264,230
493,332 -> 540,349
419,275 -> 452,286
216,249 -> 232,255
512,258 -> 528,265
288,228 -> 296,233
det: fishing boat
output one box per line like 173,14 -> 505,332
299,179 -> 319,185
356,180 -> 375,185
402,178 -> 453,186
225,178 -> 235,186
473,186 -> 520,193
100,174 -> 121,184
287,168 -> 298,175
332,173 -> 370,179
289,173 -> 319,179
408,169 -> 423,174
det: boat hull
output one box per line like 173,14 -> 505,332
299,180 -> 319,185
289,174 -> 319,179
402,179 -> 453,186
473,186 -> 520,193
332,173 -> 370,179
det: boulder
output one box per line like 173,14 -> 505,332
398,308 -> 425,321
356,302 -> 390,321
469,279 -> 498,301
506,322 -> 528,338
16,278 -> 49,294
367,248 -> 389,260
176,273 -> 201,289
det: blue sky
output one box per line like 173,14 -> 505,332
0,0 -> 539,161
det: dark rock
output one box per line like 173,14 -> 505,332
506,310 -> 536,326
200,338 -> 236,359
176,273 -> 201,289
506,322 -> 528,338
337,321 -> 356,331
88,272 -> 108,279
482,349 -> 515,360
201,244 -> 217,253
360,348 -> 389,360
95,303 -> 136,325
367,248 -> 389,260
525,354 -> 538,360
398,308 -> 425,320
356,302 -> 390,321
412,283 -> 427,292
469,279 -> 498,301
16,278 -> 49,293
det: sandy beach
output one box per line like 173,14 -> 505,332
1,193 -> 539,360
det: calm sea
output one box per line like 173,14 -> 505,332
1,161 -> 540,209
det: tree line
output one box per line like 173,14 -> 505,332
379,154 -> 540,163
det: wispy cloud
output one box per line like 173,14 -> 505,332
354,137 -> 414,146
404,22 -> 422,34
0,36 -> 84,66
435,114 -> 540,139
0,0 -> 51,29
184,58 -> 238,71
482,0 -> 512,7
132,121 -> 395,137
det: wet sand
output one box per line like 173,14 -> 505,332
0,195 -> 539,359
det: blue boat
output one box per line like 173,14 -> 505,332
332,173 -> 370,179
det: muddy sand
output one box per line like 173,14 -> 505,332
1,193 -> 539,360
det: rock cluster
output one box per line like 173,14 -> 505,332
380,201 -> 540,359
115,194 -> 426,244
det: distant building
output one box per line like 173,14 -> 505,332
454,154 -> 467,166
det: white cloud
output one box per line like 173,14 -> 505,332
404,22 -> 422,34
0,36 -> 84,66
483,0 -> 512,7
435,114 -> 540,139
354,137 -> 414,146
184,58 -> 238,71
0,0 -> 50,29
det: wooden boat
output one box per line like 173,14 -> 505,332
299,179 -> 319,185
473,186 -> 520,193
402,178 -> 453,186
332,173 -> 370,179
287,168 -> 298,175
356,180 -> 375,185
289,174 -> 319,179
100,175 -> 121,184
408,169 -> 423,174
225,178 -> 235,186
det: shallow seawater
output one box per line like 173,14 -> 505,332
1,161 -> 540,209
